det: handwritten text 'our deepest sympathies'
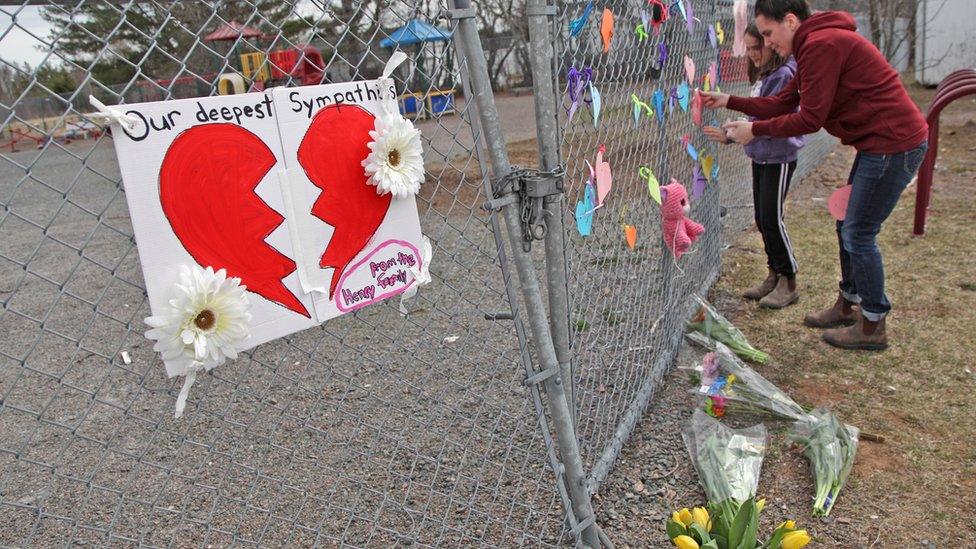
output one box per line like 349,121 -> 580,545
119,81 -> 396,142
340,251 -> 417,308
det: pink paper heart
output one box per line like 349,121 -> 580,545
595,145 -> 613,205
691,89 -> 702,126
684,55 -> 696,85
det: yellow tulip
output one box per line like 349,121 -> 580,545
782,530 -> 812,549
673,535 -> 700,549
673,508 -> 694,527
756,498 -> 766,513
776,519 -> 796,531
692,507 -> 711,531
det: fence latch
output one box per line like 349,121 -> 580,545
484,166 -> 565,252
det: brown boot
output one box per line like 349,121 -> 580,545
803,293 -> 858,328
822,314 -> 887,351
743,269 -> 778,300
759,275 -> 799,309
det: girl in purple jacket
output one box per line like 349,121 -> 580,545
705,23 -> 805,309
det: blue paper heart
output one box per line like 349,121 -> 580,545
678,82 -> 690,112
591,82 -> 602,128
575,184 -> 596,236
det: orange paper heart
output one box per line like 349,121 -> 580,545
624,224 -> 637,250
601,9 -> 615,53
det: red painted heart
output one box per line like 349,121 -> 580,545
297,104 -> 392,299
159,123 -> 310,317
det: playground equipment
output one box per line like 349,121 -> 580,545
206,20 -> 325,95
217,73 -> 248,95
1,126 -> 46,152
912,68 -> 976,235
381,19 -> 457,119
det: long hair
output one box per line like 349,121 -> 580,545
745,23 -> 788,85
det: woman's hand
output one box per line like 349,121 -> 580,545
699,91 -> 730,109
703,126 -> 729,144
722,120 -> 755,144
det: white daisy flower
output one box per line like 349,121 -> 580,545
362,112 -> 425,199
145,265 -> 252,418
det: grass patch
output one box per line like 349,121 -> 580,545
707,129 -> 976,545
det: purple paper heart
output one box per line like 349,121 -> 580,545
692,165 -> 707,199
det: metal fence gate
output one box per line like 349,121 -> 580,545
0,1 -> 837,547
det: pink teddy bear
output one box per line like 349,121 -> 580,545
660,180 -> 705,259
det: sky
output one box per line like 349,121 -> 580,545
1,2 -> 334,69
1,5 -> 53,68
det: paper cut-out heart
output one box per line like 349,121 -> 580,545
829,185 -> 852,221
684,55 -> 696,85
624,224 -> 637,250
639,166 -> 661,205
601,9 -> 615,53
159,123 -> 309,317
297,104 -> 392,299
678,82 -> 690,111
691,88 -> 703,126
700,154 -> 715,181
595,145 -> 612,205
576,183 -> 596,236
675,0 -> 687,22
590,82 -> 602,128
692,165 -> 707,199
733,0 -> 748,57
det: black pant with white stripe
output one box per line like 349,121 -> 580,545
752,161 -> 798,276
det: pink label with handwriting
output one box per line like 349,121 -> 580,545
334,239 -> 422,313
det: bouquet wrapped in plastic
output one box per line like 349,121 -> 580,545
689,342 -> 806,422
789,408 -> 859,516
686,295 -> 770,364
682,409 -> 768,505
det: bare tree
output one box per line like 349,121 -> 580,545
477,0 -> 531,90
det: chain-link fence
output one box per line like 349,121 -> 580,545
0,1 -> 839,547
539,0 -> 837,491
0,1 -> 588,546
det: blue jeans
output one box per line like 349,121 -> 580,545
837,141 -> 928,321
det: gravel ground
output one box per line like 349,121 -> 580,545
0,136 -> 575,548
0,99 -> 837,547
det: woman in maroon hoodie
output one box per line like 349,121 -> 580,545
702,0 -> 928,351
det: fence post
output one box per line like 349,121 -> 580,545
526,0 -> 577,429
448,1 -> 602,546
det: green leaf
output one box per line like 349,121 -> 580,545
690,523 -> 712,543
728,498 -> 756,549
712,533 -> 729,549
708,499 -> 733,540
736,501 -> 759,549
666,519 -> 686,540
702,541 -> 719,549
765,528 -> 787,549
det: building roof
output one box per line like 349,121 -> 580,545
204,20 -> 264,42
380,19 -> 453,48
